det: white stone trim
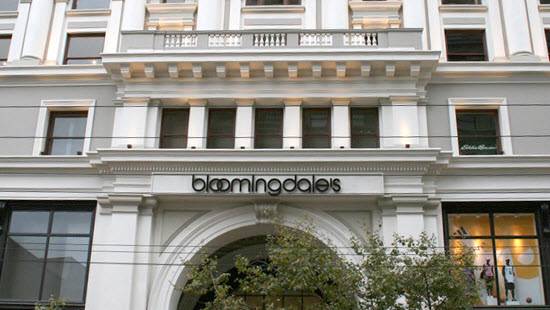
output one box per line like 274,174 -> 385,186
32,99 -> 96,156
448,97 -> 513,157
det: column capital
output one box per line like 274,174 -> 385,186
331,98 -> 351,106
98,194 -> 158,215
235,98 -> 255,107
188,98 -> 208,107
283,98 -> 302,106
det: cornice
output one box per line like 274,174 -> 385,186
432,62 -> 550,83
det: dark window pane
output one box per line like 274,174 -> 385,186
445,30 -> 487,61
350,108 -> 379,148
207,109 -> 236,149
546,29 -> 550,60
0,36 -> 11,62
457,110 -> 500,155
0,0 -> 18,11
302,108 -> 331,149
0,236 -> 47,300
64,34 -> 105,65
72,0 -> 110,9
42,237 -> 90,302
9,211 -> 50,234
255,108 -> 283,149
441,0 -> 481,4
46,112 -> 87,155
51,212 -> 92,235
541,0 -> 550,4
160,109 -> 189,149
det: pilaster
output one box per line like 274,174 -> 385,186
121,0 -> 146,31
104,0 -> 124,53
235,99 -> 255,150
187,99 -> 208,149
111,97 -> 151,149
20,0 -> 54,64
196,0 -> 224,30
45,0 -> 69,65
500,0 -> 539,61
321,0 -> 348,29
283,98 -> 302,149
331,98 -> 350,149
402,0 -> 427,49
7,0 -> 31,62
380,97 -> 423,149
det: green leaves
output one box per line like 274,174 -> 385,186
183,227 -> 478,310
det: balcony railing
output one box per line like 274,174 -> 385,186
119,29 -> 423,52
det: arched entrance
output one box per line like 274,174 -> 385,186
147,204 -> 357,310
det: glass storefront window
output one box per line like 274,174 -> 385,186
446,209 -> 546,307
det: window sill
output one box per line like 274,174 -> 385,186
66,8 -> 111,17
241,5 -> 305,14
439,4 -> 488,13
539,4 -> 550,13
0,11 -> 18,18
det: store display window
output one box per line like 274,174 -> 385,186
445,206 -> 547,307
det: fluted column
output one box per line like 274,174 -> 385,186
500,0 -> 538,61
20,0 -> 54,64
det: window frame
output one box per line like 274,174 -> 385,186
245,0 -> 302,6
44,111 -> 89,156
254,108 -> 284,149
33,100 -> 96,157
444,29 -> 488,62
63,33 -> 105,65
0,201 -> 96,309
441,0 -> 481,5
443,202 -> 550,307
302,108 -> 332,149
455,109 -> 501,156
71,0 -> 111,10
448,98 -> 513,156
206,108 -> 237,149
160,108 -> 190,149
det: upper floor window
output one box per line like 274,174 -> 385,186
541,0 -> 550,5
445,29 -> 487,61
160,109 -> 189,149
255,108 -> 283,149
0,36 -> 11,65
441,0 -> 481,4
456,110 -> 500,155
72,0 -> 111,10
350,108 -> 379,148
302,108 -> 331,149
207,109 -> 236,149
0,0 -> 18,11
64,34 -> 105,65
44,111 -> 88,156
546,29 -> 550,60
0,205 -> 94,306
246,0 -> 301,5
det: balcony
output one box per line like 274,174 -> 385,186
103,28 -> 438,83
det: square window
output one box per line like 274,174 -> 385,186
72,0 -> 110,10
254,108 -> 283,149
0,206 -> 94,305
302,108 -> 331,149
0,36 -> 11,64
44,111 -> 88,156
456,110 -> 500,155
350,108 -> 379,148
445,29 -> 487,61
160,109 -> 189,149
207,109 -> 236,149
64,34 -> 105,65
0,0 -> 18,11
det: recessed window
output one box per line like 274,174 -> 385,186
64,34 -> 105,65
72,0 -> 110,10
44,111 -> 88,156
456,110 -> 500,155
0,0 -> 18,11
541,0 -> 550,5
207,109 -> 236,149
0,205 -> 94,305
546,29 -> 550,60
302,108 -> 331,149
441,0 -> 481,4
160,109 -> 189,149
350,108 -> 379,148
246,0 -> 301,5
445,206 -> 546,307
0,36 -> 11,64
254,108 -> 283,149
445,29 -> 487,61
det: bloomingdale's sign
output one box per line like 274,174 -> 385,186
192,175 -> 342,196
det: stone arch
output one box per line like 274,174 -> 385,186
147,204 -> 357,310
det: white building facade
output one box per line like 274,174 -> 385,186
0,0 -> 550,309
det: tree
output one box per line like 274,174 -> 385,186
183,225 -> 478,310
35,297 -> 66,310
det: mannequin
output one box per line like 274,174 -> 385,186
481,259 -> 495,296
502,258 -> 516,301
